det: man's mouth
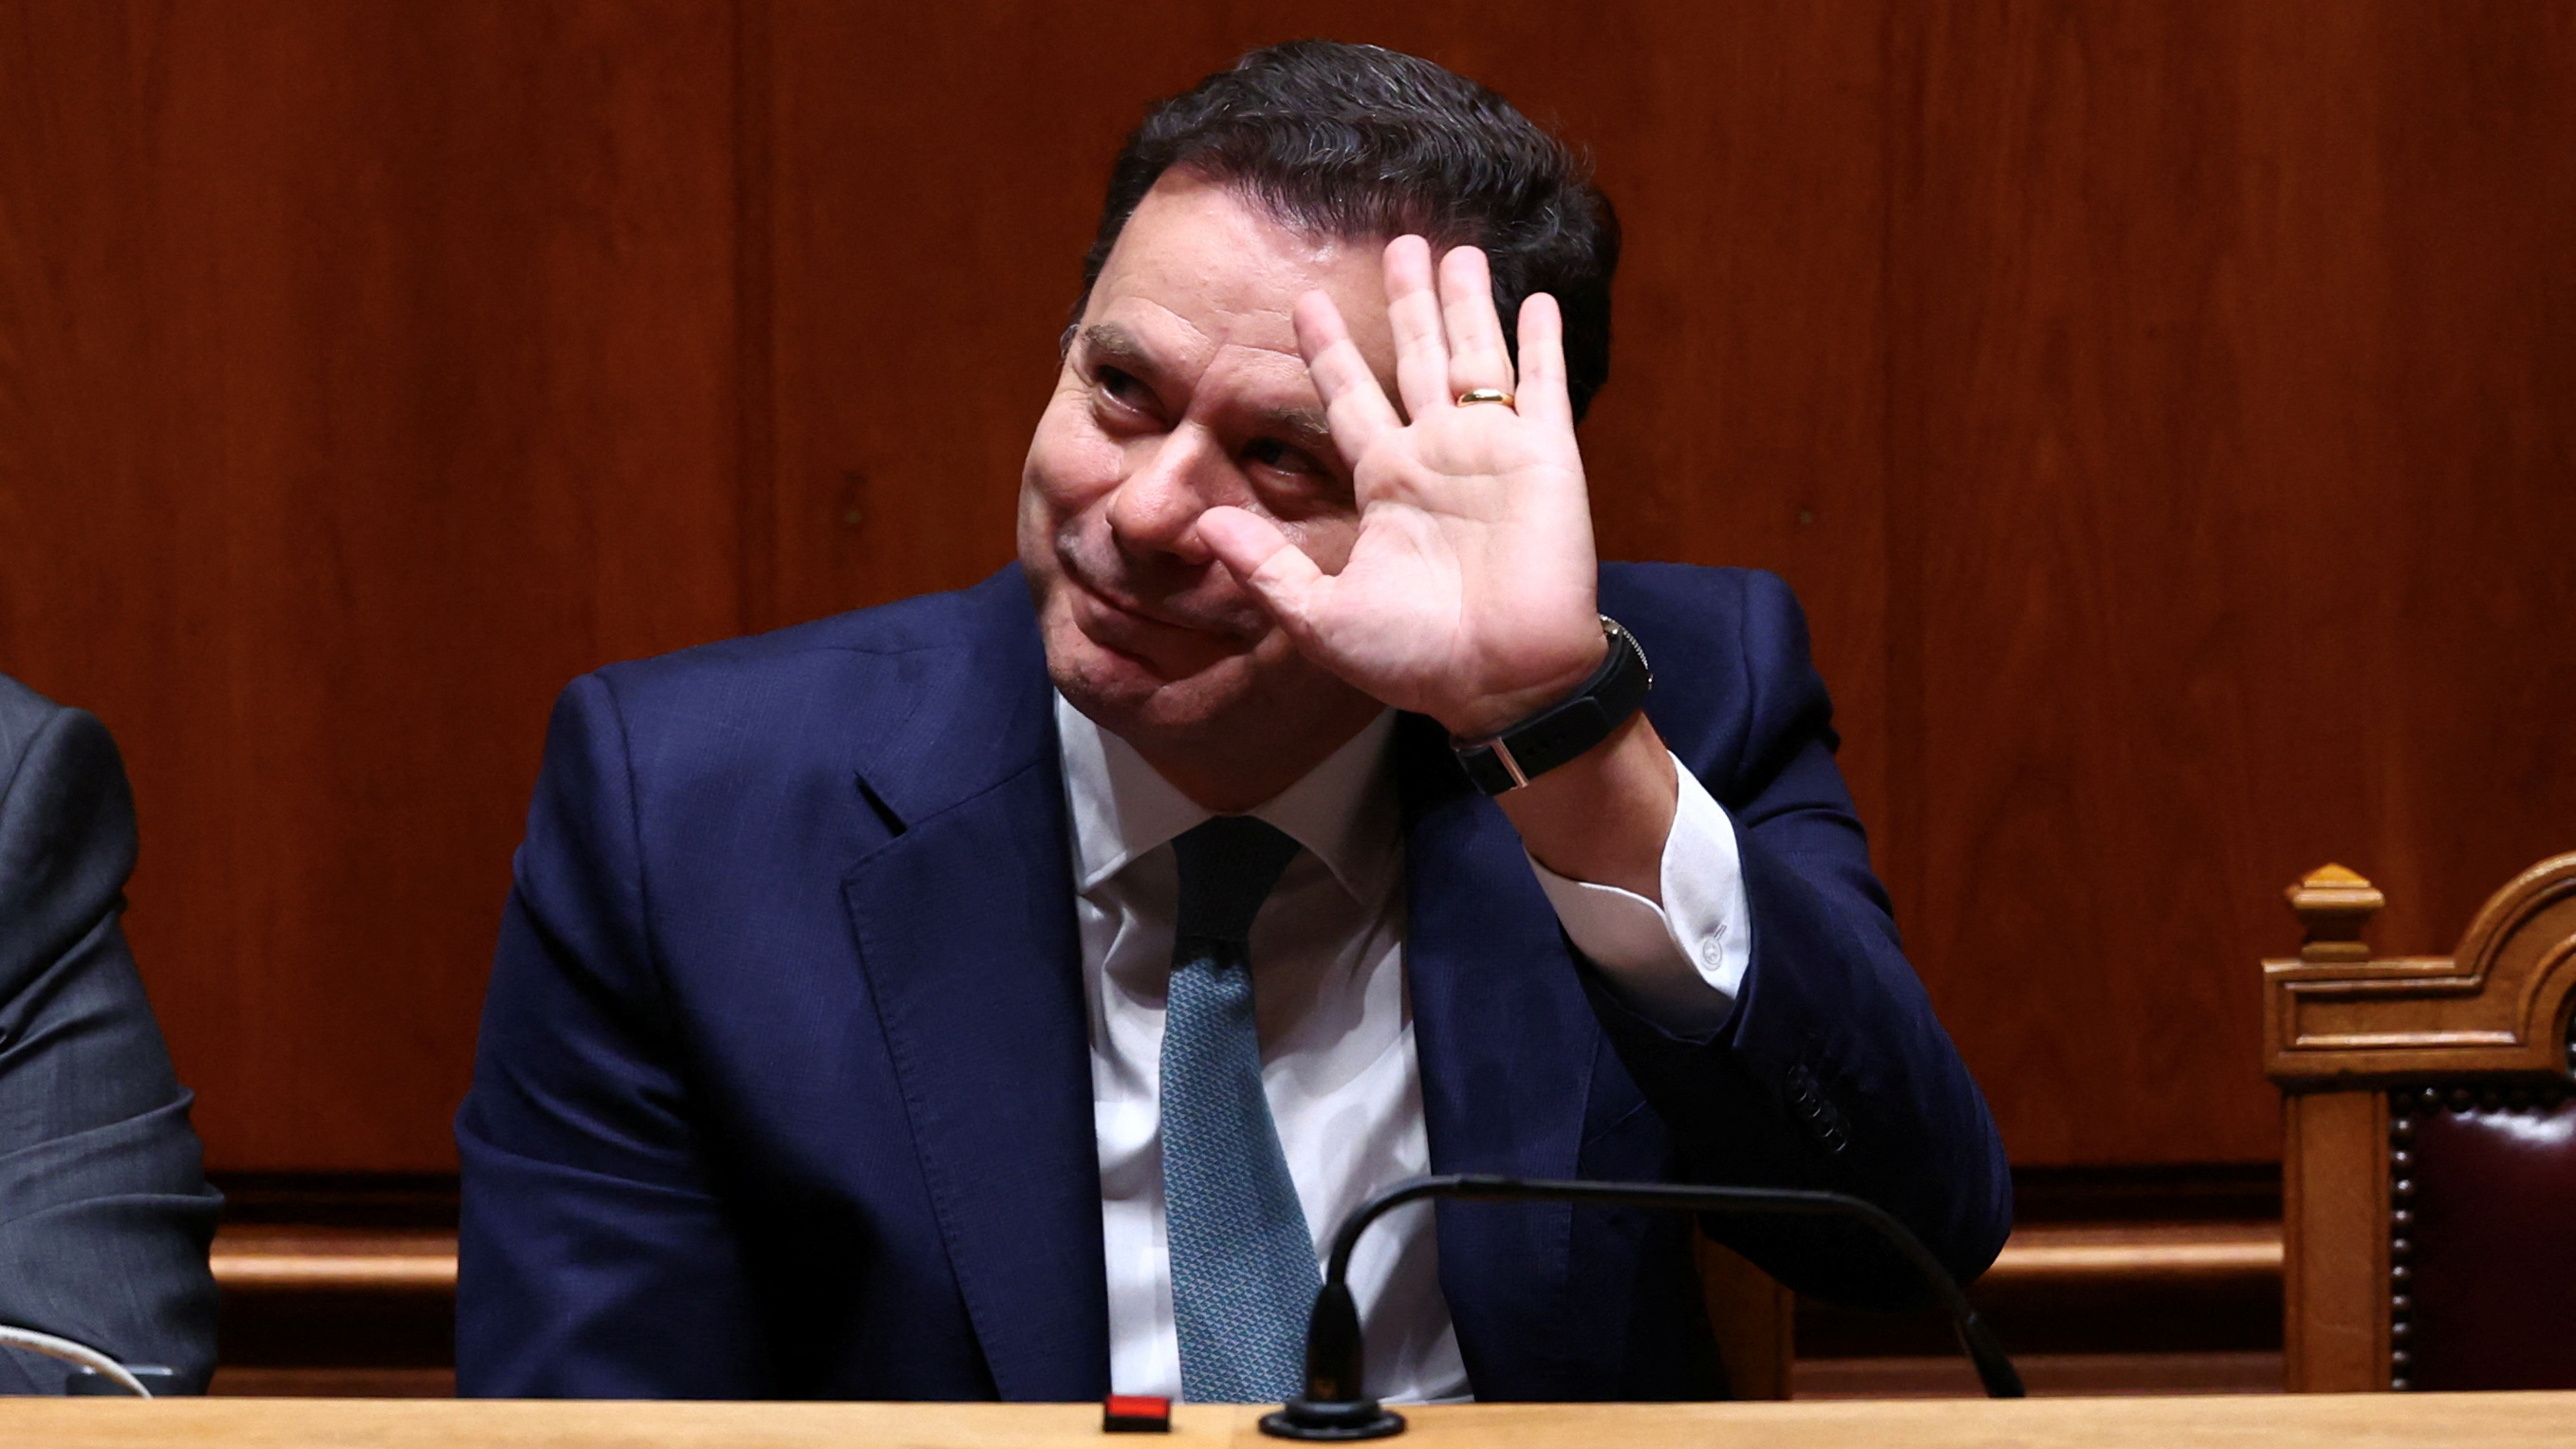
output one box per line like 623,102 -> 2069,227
1060,554 -> 1263,645
1073,584 -> 1231,659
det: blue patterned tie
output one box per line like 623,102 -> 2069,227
1160,815 -> 1316,1403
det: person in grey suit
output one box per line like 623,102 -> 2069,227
0,674 -> 220,1393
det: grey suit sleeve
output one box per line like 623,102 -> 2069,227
0,687 -> 221,1394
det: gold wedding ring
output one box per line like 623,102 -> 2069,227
1455,388 -> 1516,408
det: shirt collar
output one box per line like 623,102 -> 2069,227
1055,691 -> 1399,905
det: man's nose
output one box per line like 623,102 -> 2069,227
1105,427 -> 1232,562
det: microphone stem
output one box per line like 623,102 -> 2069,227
1319,1174 -> 2023,1401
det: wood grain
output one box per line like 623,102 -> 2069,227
1885,0 -> 2576,1164
1,3 -> 2569,1175
11,1393 -> 2576,1448
2280,1089 -> 2389,1392
0,2 -> 747,1168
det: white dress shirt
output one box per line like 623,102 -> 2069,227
1057,694 -> 1753,1403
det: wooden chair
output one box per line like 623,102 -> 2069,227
1698,1236 -> 1795,1399
2264,854 -> 2576,1391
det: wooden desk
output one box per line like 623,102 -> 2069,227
4,1394 -> 2570,1447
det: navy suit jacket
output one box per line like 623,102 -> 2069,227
0,676 -> 221,1394
456,562 -> 2010,1401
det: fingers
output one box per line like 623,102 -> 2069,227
1195,505 -> 1328,641
1381,236 -> 1453,422
1389,236 -> 1523,418
1354,234 -> 1543,436
1513,291 -> 1573,431
1293,290 -> 1401,458
1438,246 -> 1515,399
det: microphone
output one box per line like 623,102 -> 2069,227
1259,1173 -> 2023,1440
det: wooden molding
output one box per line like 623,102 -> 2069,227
1977,1221 -> 2280,1286
211,1227 -> 458,1294
210,1222 -> 2285,1300
2264,855 -> 2576,1085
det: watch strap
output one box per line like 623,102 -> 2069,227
1452,617 -> 1653,794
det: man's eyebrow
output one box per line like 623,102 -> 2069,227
1250,404 -> 1334,452
1076,323 -> 1157,375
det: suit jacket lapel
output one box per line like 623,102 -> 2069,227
840,582 -> 1107,1401
1395,715 -> 1614,1399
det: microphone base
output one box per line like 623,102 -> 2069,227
1259,1397 -> 1407,1440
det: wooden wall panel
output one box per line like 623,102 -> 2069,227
1888,0 -> 2280,1165
1889,1 -> 2576,1162
0,2 -> 745,1169
2233,0 -> 2576,942
2,1 -> 2567,1175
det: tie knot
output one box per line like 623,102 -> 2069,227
1170,815 -> 1301,943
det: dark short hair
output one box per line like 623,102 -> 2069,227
1075,40 -> 1622,422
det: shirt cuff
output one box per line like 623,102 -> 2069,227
1527,754 -> 1751,1035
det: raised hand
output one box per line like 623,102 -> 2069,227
1195,236 -> 1610,741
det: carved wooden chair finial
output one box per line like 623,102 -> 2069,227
2288,863 -> 2385,963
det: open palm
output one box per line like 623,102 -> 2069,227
1197,238 -> 1609,740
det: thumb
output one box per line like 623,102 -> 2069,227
1197,505 -> 1330,641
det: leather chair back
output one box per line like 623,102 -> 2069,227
2398,1084 -> 2576,1389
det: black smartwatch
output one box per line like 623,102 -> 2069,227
1451,616 -> 1653,794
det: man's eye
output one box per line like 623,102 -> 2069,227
1095,366 -> 1146,407
1245,437 -> 1316,474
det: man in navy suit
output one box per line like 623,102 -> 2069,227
457,41 -> 2009,1402
0,676 -> 221,1393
